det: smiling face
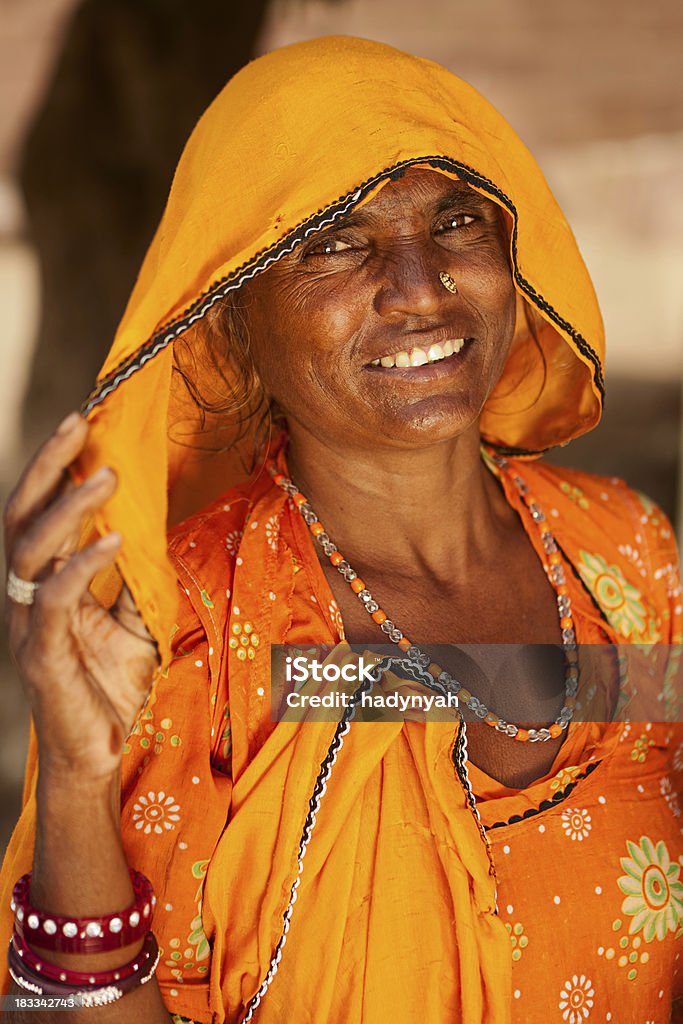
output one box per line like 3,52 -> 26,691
241,167 -> 517,454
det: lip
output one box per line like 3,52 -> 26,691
363,338 -> 475,379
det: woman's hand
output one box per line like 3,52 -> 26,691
4,413 -> 159,782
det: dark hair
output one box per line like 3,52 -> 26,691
171,289 -> 278,469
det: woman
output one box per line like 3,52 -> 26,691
1,35 -> 682,1024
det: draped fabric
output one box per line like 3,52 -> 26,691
2,456 -> 682,1022
66,35 -> 605,666
2,34 -> 681,1024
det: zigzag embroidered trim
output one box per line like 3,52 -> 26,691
238,663 -> 383,1023
483,759 -> 602,832
451,722 -> 499,896
83,187 -> 363,414
83,154 -> 604,456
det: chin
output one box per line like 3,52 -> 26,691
379,395 -> 484,448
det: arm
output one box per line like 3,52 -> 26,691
3,415 -> 172,1023
5,773 -> 171,1023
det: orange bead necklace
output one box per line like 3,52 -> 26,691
269,452 -> 578,743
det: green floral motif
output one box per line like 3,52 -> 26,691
598,919 -> 650,981
164,860 -> 211,982
630,733 -> 654,763
200,589 -> 214,609
577,550 -> 649,639
123,707 -> 181,757
188,861 -> 210,962
505,921 -> 528,961
559,481 -> 589,510
550,765 -> 581,792
618,837 -> 683,941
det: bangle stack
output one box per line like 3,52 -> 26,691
7,868 -> 159,1008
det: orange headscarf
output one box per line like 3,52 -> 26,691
5,40 -> 683,1023
74,35 -> 605,667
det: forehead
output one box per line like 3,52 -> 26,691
329,166 -> 497,226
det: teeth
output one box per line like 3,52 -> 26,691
370,339 -> 466,369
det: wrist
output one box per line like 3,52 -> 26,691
37,762 -> 121,798
36,765 -> 123,837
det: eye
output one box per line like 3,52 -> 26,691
436,213 -> 477,233
306,237 -> 354,256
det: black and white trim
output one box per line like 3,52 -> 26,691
83,155 -> 604,457
483,759 -> 601,832
239,662 -> 384,1023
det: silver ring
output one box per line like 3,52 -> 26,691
6,569 -> 40,606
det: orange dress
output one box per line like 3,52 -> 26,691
3,453 -> 681,1023
1,34 -> 680,1024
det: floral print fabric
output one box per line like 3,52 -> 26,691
0,455 -> 681,1023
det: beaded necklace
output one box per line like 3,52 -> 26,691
269,451 -> 579,743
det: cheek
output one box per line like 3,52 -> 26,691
465,252 -> 515,342
253,275 -> 362,362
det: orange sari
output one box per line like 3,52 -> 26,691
1,35 -> 681,1024
2,452 -> 681,1022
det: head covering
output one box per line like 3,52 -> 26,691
76,35 -> 605,663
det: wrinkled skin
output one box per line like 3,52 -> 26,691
244,166 -> 517,454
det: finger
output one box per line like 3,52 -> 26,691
111,584 -> 155,646
32,532 -> 122,624
11,467 -> 118,582
3,413 -> 88,552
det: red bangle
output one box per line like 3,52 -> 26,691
7,932 -> 160,1006
11,869 -> 156,953
11,929 -> 158,986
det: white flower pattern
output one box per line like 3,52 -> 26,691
328,599 -> 345,640
558,974 -> 594,1022
561,808 -> 592,842
132,791 -> 181,835
225,530 -> 243,557
660,776 -> 681,817
264,514 -> 280,551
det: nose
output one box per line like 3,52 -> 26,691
373,241 -> 448,319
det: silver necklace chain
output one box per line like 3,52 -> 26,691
271,453 -> 579,743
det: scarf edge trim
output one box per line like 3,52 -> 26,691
82,155 -> 605,461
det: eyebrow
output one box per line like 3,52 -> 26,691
318,185 -> 494,234
434,188 -> 493,215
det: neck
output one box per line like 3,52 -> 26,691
285,422 -> 512,578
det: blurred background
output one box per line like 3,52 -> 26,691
0,0 -> 681,854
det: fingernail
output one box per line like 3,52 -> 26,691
56,412 -> 82,435
84,466 -> 114,488
97,531 -> 121,547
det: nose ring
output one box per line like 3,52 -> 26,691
439,271 -> 458,294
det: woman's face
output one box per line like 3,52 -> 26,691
242,167 -> 516,452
